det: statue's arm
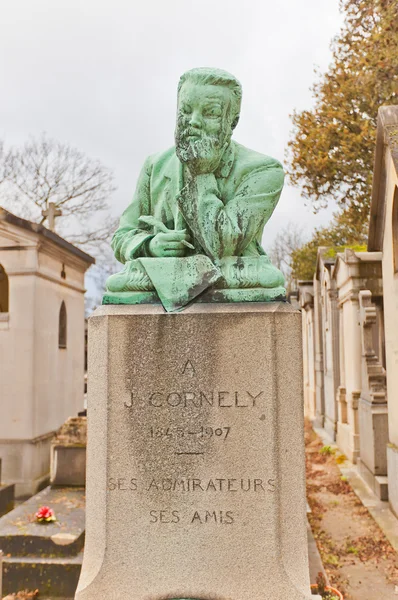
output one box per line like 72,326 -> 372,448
111,158 -> 154,263
177,159 -> 284,261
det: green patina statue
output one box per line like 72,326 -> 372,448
104,67 -> 285,312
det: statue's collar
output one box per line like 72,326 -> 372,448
215,141 -> 235,179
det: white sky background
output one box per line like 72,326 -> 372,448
0,0 -> 343,252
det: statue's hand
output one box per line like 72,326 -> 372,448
185,156 -> 220,176
148,229 -> 192,258
184,142 -> 229,177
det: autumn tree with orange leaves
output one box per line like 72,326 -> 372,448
286,0 -> 398,280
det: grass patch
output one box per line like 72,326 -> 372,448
320,445 -> 335,456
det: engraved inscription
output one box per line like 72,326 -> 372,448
120,363 -> 271,529
108,478 -> 138,491
108,477 -> 277,493
149,425 -> 231,441
182,360 -> 196,376
191,510 -> 234,525
149,510 -> 181,524
148,509 -> 235,525
124,389 -> 264,409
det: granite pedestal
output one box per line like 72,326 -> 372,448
76,303 -> 318,600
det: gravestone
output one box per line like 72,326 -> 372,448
0,459 -> 14,517
75,303 -> 318,600
51,416 -> 87,487
0,486 -> 85,597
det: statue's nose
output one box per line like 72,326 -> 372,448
189,110 -> 202,128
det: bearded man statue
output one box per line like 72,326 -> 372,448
105,67 -> 286,312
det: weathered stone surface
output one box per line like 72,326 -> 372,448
76,303 -> 317,600
0,483 -> 15,517
52,417 -> 87,447
0,486 -> 85,597
0,486 -> 85,557
51,417 -> 87,487
51,447 -> 86,487
2,554 -> 82,598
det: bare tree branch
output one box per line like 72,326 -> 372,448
267,223 -> 307,293
0,141 -> 12,185
3,133 -> 116,246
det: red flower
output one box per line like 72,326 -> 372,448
35,506 -> 56,523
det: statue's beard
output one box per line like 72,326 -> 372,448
175,127 -> 228,164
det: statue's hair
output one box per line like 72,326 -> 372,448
178,67 -> 242,125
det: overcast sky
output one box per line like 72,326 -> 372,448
0,0 -> 343,249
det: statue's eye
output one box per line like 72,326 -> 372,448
181,105 -> 192,115
203,106 -> 222,118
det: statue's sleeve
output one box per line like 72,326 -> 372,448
177,159 -> 284,261
111,157 -> 154,263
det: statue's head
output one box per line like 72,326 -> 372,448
175,67 -> 242,165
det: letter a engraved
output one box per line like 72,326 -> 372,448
182,360 -> 196,377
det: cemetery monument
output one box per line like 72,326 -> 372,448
76,68 -> 319,600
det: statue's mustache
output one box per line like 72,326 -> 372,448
185,127 -> 202,137
178,128 -> 219,144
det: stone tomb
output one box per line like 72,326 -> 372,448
51,416 -> 87,487
0,459 -> 14,518
76,303 -> 317,600
0,486 -> 85,596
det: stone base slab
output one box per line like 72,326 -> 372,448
358,397 -> 388,476
0,433 -> 54,497
103,286 -> 286,308
76,303 -> 317,600
0,486 -> 85,557
51,446 -> 86,487
0,483 -> 15,517
337,423 -> 359,463
2,554 -> 82,598
357,458 -> 388,501
0,486 -> 85,597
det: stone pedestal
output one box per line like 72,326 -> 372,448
357,290 -> 388,500
76,303 -> 318,600
358,399 -> 389,500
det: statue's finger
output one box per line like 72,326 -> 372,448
163,249 -> 185,257
164,242 -> 187,250
161,232 -> 191,242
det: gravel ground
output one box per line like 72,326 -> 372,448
306,421 -> 398,599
